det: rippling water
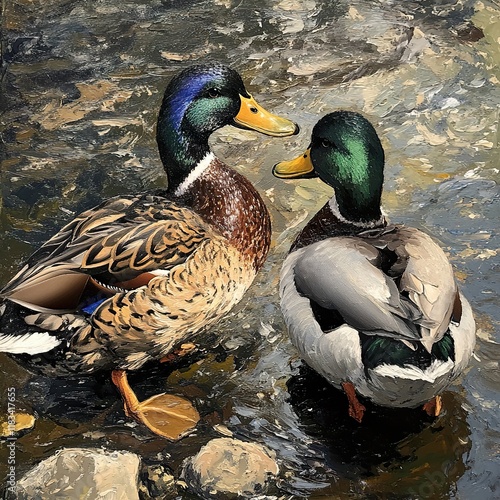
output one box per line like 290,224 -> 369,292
1,1 -> 499,498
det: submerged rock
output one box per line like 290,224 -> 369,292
17,447 -> 141,500
182,437 -> 279,499
0,412 -> 35,438
138,464 -> 177,499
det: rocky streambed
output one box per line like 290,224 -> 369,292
1,0 -> 499,498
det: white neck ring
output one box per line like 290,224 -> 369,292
174,152 -> 215,196
328,196 -> 386,228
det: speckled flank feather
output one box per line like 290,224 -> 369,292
71,239 -> 254,371
0,156 -> 266,374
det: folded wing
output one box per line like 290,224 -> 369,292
293,227 -> 458,347
1,194 -> 211,313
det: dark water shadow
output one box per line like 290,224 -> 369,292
287,363 -> 472,492
17,333 -> 226,428
21,372 -> 116,425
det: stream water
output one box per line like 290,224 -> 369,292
1,0 -> 499,498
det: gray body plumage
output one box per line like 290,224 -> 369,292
280,226 -> 476,408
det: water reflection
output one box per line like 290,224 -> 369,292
287,364 -> 471,498
1,0 -> 499,497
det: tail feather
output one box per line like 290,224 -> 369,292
0,332 -> 61,355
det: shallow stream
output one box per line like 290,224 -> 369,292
1,1 -> 499,498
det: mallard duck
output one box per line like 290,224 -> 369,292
273,111 -> 475,422
0,63 -> 298,439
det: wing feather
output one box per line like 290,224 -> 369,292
1,194 -> 212,312
371,226 -> 457,344
293,226 -> 459,347
293,237 -> 423,342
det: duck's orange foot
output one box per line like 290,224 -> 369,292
423,395 -> 442,417
160,342 -> 197,363
127,392 -> 199,440
111,370 -> 199,440
342,381 -> 366,423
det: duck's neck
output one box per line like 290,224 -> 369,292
291,194 -> 386,251
333,185 -> 383,224
172,154 -> 271,271
157,103 -> 211,194
328,196 -> 384,228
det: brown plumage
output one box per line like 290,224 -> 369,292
0,63 -> 298,439
1,159 -> 269,374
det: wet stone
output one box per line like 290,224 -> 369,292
0,412 -> 35,438
182,437 -> 279,499
16,447 -> 141,500
138,463 -> 177,499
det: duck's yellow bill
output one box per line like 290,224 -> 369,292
272,148 -> 315,178
234,95 -> 299,137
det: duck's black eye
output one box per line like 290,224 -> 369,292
207,88 -> 221,98
321,138 -> 332,148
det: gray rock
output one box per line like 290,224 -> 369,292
182,437 -> 279,499
17,447 -> 141,500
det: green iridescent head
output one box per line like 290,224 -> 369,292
274,111 -> 385,222
156,63 -> 298,192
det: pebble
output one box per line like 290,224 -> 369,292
182,437 -> 279,499
16,447 -> 141,500
139,464 -> 177,499
0,412 -> 35,438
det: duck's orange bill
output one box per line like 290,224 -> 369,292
272,148 -> 314,178
234,94 -> 298,137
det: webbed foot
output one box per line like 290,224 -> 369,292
111,369 -> 199,440
423,395 -> 442,417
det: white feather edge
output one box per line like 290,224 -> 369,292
372,359 -> 454,382
0,332 -> 61,355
